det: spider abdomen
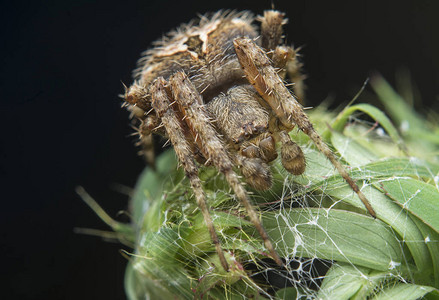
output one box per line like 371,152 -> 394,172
134,11 -> 258,102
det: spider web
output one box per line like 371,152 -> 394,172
126,110 -> 439,300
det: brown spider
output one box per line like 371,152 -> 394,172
123,10 -> 376,271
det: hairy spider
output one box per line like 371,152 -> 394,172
123,10 -> 376,271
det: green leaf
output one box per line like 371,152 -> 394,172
131,149 -> 180,226
331,130 -> 378,167
274,287 -> 298,299
76,186 -> 135,245
193,252 -> 260,299
370,75 -> 424,131
323,185 -> 430,277
290,147 -> 335,186
411,217 -> 439,287
318,264 -> 388,300
371,283 -> 436,300
371,74 -> 439,146
133,228 -> 194,299
309,157 -> 439,192
379,178 -> 439,234
318,264 -> 366,299
263,209 -> 405,271
124,261 -> 175,300
331,103 -> 405,150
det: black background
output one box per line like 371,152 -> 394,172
1,0 -> 438,299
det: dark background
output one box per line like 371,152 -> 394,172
1,0 -> 438,299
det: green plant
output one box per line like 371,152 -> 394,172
83,75 -> 439,299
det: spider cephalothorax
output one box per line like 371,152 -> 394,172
124,10 -> 375,271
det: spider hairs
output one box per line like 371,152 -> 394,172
123,10 -> 376,271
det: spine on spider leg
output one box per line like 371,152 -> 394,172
150,77 -> 229,271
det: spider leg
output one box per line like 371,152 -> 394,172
285,47 -> 306,102
278,130 -> 306,175
258,9 -> 295,78
258,133 -> 278,162
169,71 -> 283,266
271,46 -> 290,78
136,133 -> 155,167
273,46 -> 306,102
125,82 -> 159,167
133,112 -> 164,167
259,10 -> 305,101
235,154 -> 272,191
234,37 -> 376,218
258,10 -> 286,52
150,77 -> 229,271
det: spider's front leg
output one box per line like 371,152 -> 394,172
125,81 -> 160,167
149,77 -> 229,271
168,71 -> 284,266
258,10 -> 286,52
233,37 -> 376,218
259,10 -> 306,102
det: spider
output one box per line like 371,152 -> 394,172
123,10 -> 376,271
